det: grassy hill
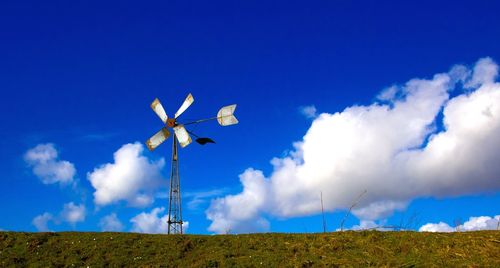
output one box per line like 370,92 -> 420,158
1,231 -> 499,267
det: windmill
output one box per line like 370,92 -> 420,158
146,93 -> 238,234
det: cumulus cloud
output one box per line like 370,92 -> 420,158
24,143 -> 76,185
60,202 -> 86,225
32,203 -> 86,231
87,142 -> 165,207
206,58 -> 500,233
207,169 -> 270,233
419,222 -> 455,232
32,212 -> 53,232
99,213 -> 124,232
130,207 -> 189,234
419,215 -> 500,232
300,105 -> 318,119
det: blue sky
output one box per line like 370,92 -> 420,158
1,0 -> 499,234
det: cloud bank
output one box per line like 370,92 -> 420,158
87,143 -> 165,207
419,215 -> 499,232
206,58 -> 500,233
24,143 -> 76,185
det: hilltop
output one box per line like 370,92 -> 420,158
1,231 -> 499,267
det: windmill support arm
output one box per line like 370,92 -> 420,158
182,117 -> 218,125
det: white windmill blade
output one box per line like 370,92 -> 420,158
151,98 -> 168,124
173,125 -> 192,148
146,127 -> 170,151
217,104 -> 239,126
174,93 -> 194,118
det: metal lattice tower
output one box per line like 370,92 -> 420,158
146,93 -> 239,235
168,135 -> 182,234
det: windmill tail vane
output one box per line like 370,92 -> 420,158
145,93 -> 238,234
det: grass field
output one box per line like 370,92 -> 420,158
1,231 -> 499,267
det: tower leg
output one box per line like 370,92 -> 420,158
167,135 -> 183,234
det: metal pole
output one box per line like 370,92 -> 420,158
167,134 -> 183,234
167,136 -> 174,234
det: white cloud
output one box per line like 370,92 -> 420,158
207,169 -> 270,234
130,207 -> 168,234
99,213 -> 124,232
32,212 -> 53,232
206,58 -> 500,233
419,222 -> 455,232
300,105 -> 318,119
87,142 -> 165,207
32,203 -> 86,231
465,57 -> 498,88
130,207 -> 189,234
60,202 -> 86,225
461,215 -> 500,231
24,143 -> 76,185
377,86 -> 399,101
419,215 -> 499,232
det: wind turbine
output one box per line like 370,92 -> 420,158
146,93 -> 238,234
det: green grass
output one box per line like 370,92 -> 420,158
1,231 -> 499,267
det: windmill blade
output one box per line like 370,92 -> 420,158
174,93 -> 194,118
146,127 -> 170,151
151,98 -> 168,124
173,125 -> 192,147
217,104 -> 239,126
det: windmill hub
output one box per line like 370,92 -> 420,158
146,93 -> 238,234
167,118 -> 176,128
